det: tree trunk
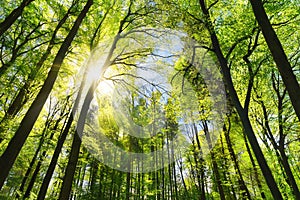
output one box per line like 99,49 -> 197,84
109,168 -> 116,200
125,171 -> 131,200
37,113 -> 72,200
16,120 -> 50,198
0,0 -> 34,37
279,149 -> 300,199
58,4 -> 131,198
98,167 -> 104,199
90,158 -> 98,192
203,121 -> 226,200
224,125 -> 251,199
166,133 -> 174,199
243,131 -> 266,199
58,66 -> 98,200
259,91 -> 300,198
161,137 -> 165,200
58,132 -> 82,200
249,0 -> 300,122
219,132 -> 238,200
171,141 -> 179,200
23,150 -> 45,199
178,157 -> 189,198
23,111 -> 66,198
0,0 -> 92,190
198,0 -> 283,199
192,122 -> 206,199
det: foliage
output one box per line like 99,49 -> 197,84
0,0 -> 299,199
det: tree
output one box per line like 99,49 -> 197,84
197,0 -> 283,199
249,0 -> 300,126
0,0 -> 93,189
0,0 -> 34,37
0,2 -> 73,136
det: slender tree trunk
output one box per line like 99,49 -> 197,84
161,137 -> 165,200
98,166 -> 104,199
37,114 -> 72,199
260,92 -> 300,198
58,59 -> 101,200
58,5 -> 131,198
171,141 -> 179,200
243,131 -> 266,199
111,151 -> 118,200
166,134 -> 173,199
219,132 -> 238,200
137,169 -> 141,200
276,88 -> 300,198
192,145 -> 202,192
192,122 -> 206,199
23,111 -> 64,199
109,169 -> 115,200
58,132 -> 82,200
177,157 -> 188,197
17,101 -> 62,197
90,158 -> 98,193
203,121 -> 226,200
125,135 -> 133,200
198,0 -> 283,199
16,119 -> 50,198
279,147 -> 300,198
80,159 -> 88,190
0,0 -> 34,37
23,150 -> 45,199
116,171 -> 122,200
155,145 -> 161,200
224,125 -> 251,199
125,171 -> 131,200
17,140 -> 40,198
0,0 -> 92,190
249,0 -> 300,122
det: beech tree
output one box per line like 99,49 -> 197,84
0,0 -> 299,199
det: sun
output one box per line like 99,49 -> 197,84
97,79 -> 114,95
84,53 -> 115,96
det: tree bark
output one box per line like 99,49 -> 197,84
243,131 -> 266,199
58,132 -> 82,200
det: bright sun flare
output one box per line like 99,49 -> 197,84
97,79 -> 114,95
85,54 -> 115,96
